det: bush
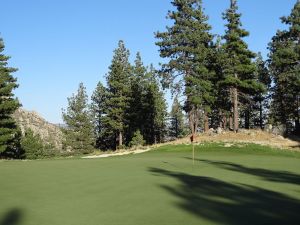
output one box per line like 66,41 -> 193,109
21,129 -> 56,159
129,130 -> 145,148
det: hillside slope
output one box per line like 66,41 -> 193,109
169,130 -> 300,150
13,108 -> 63,149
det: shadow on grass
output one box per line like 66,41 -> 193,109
149,167 -> 300,225
0,209 -> 22,225
187,158 -> 300,186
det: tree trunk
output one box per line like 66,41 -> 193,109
295,119 -> 300,134
229,113 -> 233,131
189,108 -> 199,142
295,95 -> 300,134
223,115 -> 227,130
233,87 -> 239,132
118,131 -> 123,148
204,111 -> 209,132
219,111 -> 223,128
259,100 -> 263,130
175,118 -> 179,138
229,87 -> 234,131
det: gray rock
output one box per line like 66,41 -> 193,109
217,127 -> 223,134
272,125 -> 286,136
13,108 -> 64,150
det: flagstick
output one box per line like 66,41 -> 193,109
193,143 -> 195,166
190,134 -> 195,166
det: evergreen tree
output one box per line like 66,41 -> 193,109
0,37 -> 22,158
155,0 -> 214,138
268,1 -> 300,134
93,50 -> 167,149
126,55 -> 167,145
106,40 -> 132,149
21,129 -> 44,159
169,97 -> 185,138
142,67 -> 168,144
210,36 -> 232,130
253,53 -> 271,129
90,81 -> 113,150
126,52 -> 148,143
20,129 -> 56,159
129,130 -> 145,148
62,83 -> 94,154
221,0 -> 263,132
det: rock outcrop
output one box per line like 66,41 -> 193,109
13,108 -> 63,150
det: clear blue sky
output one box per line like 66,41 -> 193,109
0,0 -> 297,123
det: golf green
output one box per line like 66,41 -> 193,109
1,144 -> 300,225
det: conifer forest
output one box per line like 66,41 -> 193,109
0,0 -> 299,158
1,1 -> 300,225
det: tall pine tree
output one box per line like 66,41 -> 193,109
92,52 -> 167,149
126,52 -> 148,143
221,0 -> 263,132
169,97 -> 185,138
62,83 -> 94,154
253,53 -> 271,129
210,36 -> 232,130
143,66 -> 168,144
0,37 -> 22,159
269,0 -> 300,134
90,81 -> 114,150
106,40 -> 132,149
155,0 -> 214,138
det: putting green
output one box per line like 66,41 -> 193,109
1,144 -> 300,225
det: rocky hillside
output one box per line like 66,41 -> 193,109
13,108 -> 63,149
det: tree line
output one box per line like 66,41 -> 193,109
63,0 -> 299,153
155,0 -> 299,139
62,41 -> 167,152
0,0 -> 299,158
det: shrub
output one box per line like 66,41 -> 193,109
21,129 -> 55,159
129,130 -> 145,148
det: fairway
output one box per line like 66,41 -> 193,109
1,144 -> 300,225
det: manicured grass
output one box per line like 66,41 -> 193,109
1,144 -> 300,225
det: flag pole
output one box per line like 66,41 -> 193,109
190,134 -> 195,165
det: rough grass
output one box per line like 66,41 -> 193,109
1,144 -> 300,225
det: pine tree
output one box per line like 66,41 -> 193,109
221,0 -> 263,132
62,83 -> 94,154
155,0 -> 214,138
210,36 -> 232,130
93,51 -> 167,149
253,53 -> 271,129
143,66 -> 168,144
126,55 -> 167,145
90,81 -> 113,150
106,40 -> 132,149
269,1 -> 300,134
21,129 -> 45,159
0,37 -> 22,158
169,97 -> 185,138
129,130 -> 145,148
126,52 -> 148,143
151,78 -> 168,144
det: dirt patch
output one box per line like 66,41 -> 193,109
169,130 -> 300,150
82,148 -> 151,159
